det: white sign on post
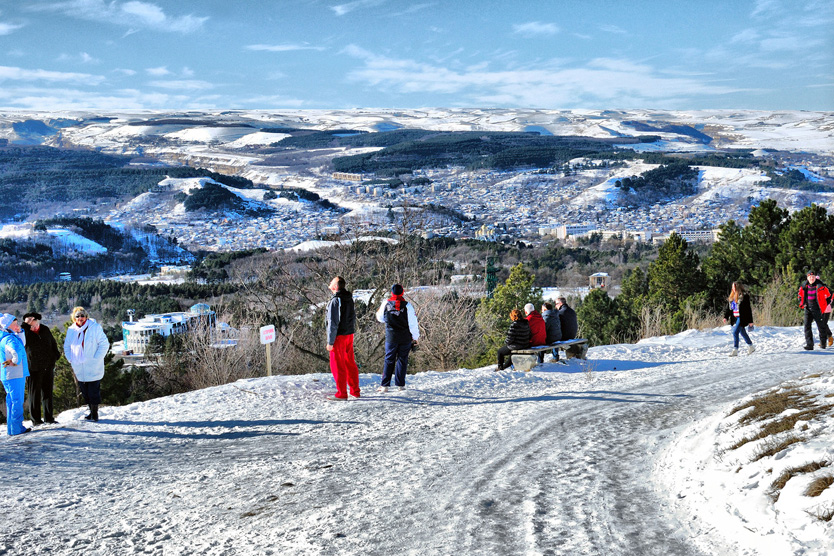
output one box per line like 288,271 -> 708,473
260,325 -> 276,377
259,325 -> 276,345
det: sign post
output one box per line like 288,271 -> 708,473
259,324 -> 276,377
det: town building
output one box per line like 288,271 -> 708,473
122,303 -> 216,355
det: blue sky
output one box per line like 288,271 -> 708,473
0,0 -> 832,111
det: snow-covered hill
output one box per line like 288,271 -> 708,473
3,326 -> 832,555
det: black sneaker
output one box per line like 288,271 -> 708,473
804,345 -> 814,350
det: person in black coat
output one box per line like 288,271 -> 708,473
22,312 -> 61,425
723,282 -> 755,356
496,308 -> 531,371
556,296 -> 580,359
540,302 -> 562,363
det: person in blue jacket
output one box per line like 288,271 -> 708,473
375,284 -> 420,393
1,313 -> 31,436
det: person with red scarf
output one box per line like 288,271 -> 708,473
375,284 -> 420,393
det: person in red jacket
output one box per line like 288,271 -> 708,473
798,270 -> 832,350
524,303 -> 547,345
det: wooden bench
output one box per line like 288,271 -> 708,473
510,338 -> 589,366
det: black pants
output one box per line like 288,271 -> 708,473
804,307 -> 831,348
27,367 -> 55,423
497,345 -> 515,370
79,380 -> 102,406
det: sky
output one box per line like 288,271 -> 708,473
0,0 -> 832,111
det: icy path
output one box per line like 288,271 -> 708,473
2,327 -> 832,555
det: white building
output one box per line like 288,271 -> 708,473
555,224 -> 595,239
122,303 -> 216,355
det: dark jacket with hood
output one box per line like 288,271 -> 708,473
542,309 -> 562,344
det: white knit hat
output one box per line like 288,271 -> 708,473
0,313 -> 16,330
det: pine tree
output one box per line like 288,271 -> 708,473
775,204 -> 834,284
648,232 -> 705,312
474,263 -> 542,365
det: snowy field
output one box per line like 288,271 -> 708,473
2,326 -> 833,555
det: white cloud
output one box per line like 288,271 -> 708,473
512,22 -> 559,37
599,24 -> 628,35
0,65 -> 104,84
331,0 -> 385,17
146,66 -> 171,76
27,0 -> 208,33
0,21 -> 25,35
751,0 -> 782,18
246,44 -> 326,52
147,79 -> 214,90
341,46 -> 742,108
0,85 -> 181,110
57,52 -> 100,64
114,68 -> 137,76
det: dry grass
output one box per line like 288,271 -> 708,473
728,387 -> 816,424
727,385 -> 834,452
807,506 -> 834,522
730,404 -> 834,450
805,475 -> 834,497
751,435 -> 805,462
768,461 -> 830,502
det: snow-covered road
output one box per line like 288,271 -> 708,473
2,326 -> 833,555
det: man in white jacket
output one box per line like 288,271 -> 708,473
375,284 -> 419,393
63,307 -> 109,422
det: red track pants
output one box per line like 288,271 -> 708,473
330,334 -> 360,398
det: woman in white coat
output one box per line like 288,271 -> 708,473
63,307 -> 109,422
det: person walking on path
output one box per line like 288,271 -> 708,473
375,284 -> 420,393
325,276 -> 360,400
63,307 -> 109,422
723,282 -> 755,357
496,309 -> 531,371
798,271 -> 832,350
22,312 -> 61,425
541,302 -> 562,363
0,313 -> 30,436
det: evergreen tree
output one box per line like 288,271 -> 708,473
775,204 -> 834,284
648,233 -> 705,311
576,289 -> 620,346
474,263 -> 542,365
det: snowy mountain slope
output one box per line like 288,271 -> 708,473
2,326 -> 832,555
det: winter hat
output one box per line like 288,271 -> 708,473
23,312 -> 42,321
524,303 -> 535,314
391,284 -> 404,296
807,270 -> 816,276
0,313 -> 16,331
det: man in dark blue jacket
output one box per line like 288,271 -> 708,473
375,284 -> 420,392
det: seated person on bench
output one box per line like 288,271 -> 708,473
540,302 -> 562,363
496,308 -> 531,371
556,296 -> 581,359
